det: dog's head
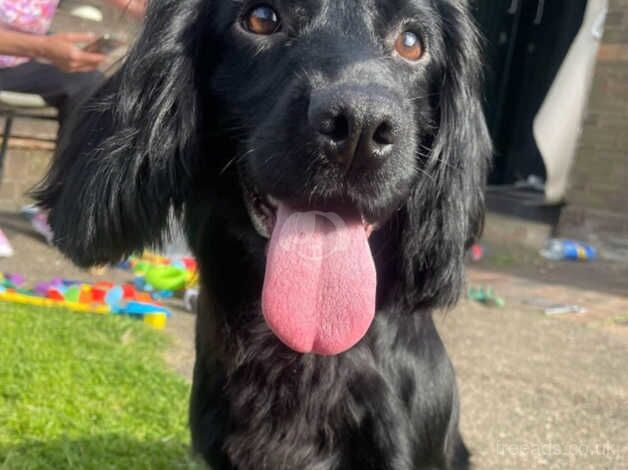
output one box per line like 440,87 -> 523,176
35,0 -> 490,354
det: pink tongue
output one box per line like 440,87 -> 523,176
262,203 -> 376,355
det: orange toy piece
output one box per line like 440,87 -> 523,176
136,292 -> 153,303
79,285 -> 93,304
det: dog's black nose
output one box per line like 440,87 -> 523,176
309,87 -> 400,171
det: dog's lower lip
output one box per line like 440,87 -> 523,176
358,215 -> 373,237
240,175 -> 276,238
254,197 -> 276,238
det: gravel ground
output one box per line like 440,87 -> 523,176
439,298 -> 627,469
1,214 -> 626,469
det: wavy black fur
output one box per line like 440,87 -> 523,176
34,0 -> 491,468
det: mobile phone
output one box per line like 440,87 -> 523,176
83,34 -> 124,54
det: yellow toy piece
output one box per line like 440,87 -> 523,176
0,291 -> 110,315
143,313 -> 168,330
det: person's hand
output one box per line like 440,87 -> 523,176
41,33 -> 106,72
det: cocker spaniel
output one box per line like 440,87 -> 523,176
35,0 -> 491,468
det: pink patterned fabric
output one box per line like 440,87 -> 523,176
0,0 -> 59,68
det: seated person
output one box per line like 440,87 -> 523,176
0,0 -> 146,129
0,0 -> 146,254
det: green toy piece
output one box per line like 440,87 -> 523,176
64,285 -> 81,303
467,286 -> 505,308
145,266 -> 190,292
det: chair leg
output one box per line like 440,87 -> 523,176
0,113 -> 14,182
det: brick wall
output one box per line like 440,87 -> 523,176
559,0 -> 628,249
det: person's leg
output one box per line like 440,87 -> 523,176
0,60 -> 104,130
0,61 -> 104,244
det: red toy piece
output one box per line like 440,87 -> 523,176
122,284 -> 136,300
91,288 -> 107,303
47,287 -> 65,301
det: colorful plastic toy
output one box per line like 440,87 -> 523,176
0,273 -> 173,330
120,252 -> 198,299
145,265 -> 190,291
0,254 -> 198,330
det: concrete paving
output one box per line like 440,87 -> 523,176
0,213 -> 626,469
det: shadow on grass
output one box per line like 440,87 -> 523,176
0,434 -> 207,470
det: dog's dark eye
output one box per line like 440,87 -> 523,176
394,32 -> 424,62
243,5 -> 280,35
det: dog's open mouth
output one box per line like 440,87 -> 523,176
240,175 -> 377,356
241,175 -> 377,239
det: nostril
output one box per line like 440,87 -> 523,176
373,121 -> 395,146
319,114 -> 350,143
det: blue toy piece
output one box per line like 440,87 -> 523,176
116,260 -> 132,270
122,301 -> 172,317
151,290 -> 174,301
134,276 -> 155,292
105,286 -> 124,313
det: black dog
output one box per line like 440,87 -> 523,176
35,0 -> 490,468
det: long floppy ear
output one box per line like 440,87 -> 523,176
33,0 -> 207,267
398,0 -> 491,309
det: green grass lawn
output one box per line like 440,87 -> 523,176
0,303 -> 203,469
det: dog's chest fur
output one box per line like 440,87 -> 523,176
194,296 -> 458,470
